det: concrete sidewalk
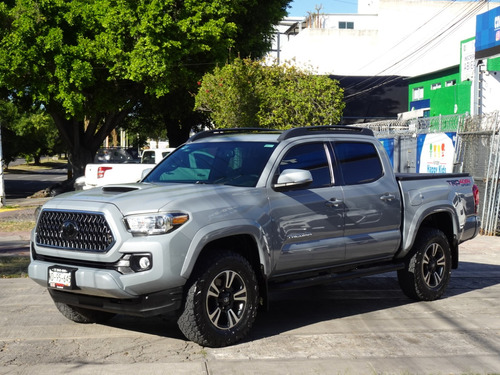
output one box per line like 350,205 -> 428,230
1,234 -> 499,375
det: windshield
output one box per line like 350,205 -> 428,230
144,141 -> 277,187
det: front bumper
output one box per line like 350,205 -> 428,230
48,285 -> 183,317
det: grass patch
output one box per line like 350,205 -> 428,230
0,256 -> 30,278
5,159 -> 67,173
0,220 -> 35,232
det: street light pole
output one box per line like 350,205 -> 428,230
0,123 -> 5,207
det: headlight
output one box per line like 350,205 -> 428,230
34,206 -> 42,223
124,212 -> 189,236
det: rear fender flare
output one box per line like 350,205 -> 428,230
399,203 -> 459,259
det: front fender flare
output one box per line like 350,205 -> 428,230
179,219 -> 271,279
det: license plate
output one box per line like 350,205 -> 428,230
48,266 -> 77,290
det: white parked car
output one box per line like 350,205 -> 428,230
74,148 -> 175,190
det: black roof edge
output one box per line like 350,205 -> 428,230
187,128 -> 280,142
187,125 -> 373,143
277,125 -> 373,141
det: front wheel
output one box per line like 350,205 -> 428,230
177,251 -> 259,347
54,301 -> 115,323
398,228 -> 451,301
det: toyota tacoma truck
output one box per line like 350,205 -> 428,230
29,126 -> 480,347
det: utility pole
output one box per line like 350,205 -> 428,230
0,123 -> 5,208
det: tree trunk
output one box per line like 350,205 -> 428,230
166,120 -> 192,147
48,108 -> 131,178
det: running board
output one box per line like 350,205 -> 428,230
269,263 -> 404,291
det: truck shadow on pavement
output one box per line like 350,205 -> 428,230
103,261 -> 500,344
248,261 -> 500,341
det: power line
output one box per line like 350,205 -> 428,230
343,0 -> 489,101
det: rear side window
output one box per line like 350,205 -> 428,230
333,142 -> 383,185
278,143 -> 331,189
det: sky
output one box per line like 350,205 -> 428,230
286,0 -> 358,16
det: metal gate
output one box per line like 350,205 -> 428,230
362,112 -> 500,236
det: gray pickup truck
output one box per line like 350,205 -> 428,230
29,126 -> 480,347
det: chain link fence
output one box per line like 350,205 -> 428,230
361,112 -> 500,236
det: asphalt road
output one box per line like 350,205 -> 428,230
1,236 -> 499,375
2,160 -> 68,200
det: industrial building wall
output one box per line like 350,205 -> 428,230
407,67 -> 472,116
276,0 -> 500,77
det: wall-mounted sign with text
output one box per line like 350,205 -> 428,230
416,133 -> 457,174
476,7 -> 500,59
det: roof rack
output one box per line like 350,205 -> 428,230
277,125 -> 374,141
187,128 -> 279,142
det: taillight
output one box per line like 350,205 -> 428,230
97,166 -> 113,179
472,184 -> 479,214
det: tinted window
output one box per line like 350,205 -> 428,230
334,142 -> 383,185
144,142 -> 276,187
278,143 -> 331,189
141,151 -> 156,164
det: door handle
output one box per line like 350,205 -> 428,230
326,198 -> 343,207
380,193 -> 396,202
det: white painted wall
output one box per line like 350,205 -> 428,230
272,0 -> 500,77
479,68 -> 500,114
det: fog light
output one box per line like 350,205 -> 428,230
115,253 -> 152,274
138,256 -> 151,270
130,254 -> 152,272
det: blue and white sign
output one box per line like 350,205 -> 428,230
379,138 -> 394,167
416,133 -> 456,174
476,7 -> 500,59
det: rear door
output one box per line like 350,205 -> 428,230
330,140 -> 402,261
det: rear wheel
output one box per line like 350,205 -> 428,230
398,228 -> 451,301
177,251 -> 259,347
54,302 -> 115,323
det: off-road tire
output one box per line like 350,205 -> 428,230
398,227 -> 451,301
54,302 -> 115,323
177,251 -> 259,347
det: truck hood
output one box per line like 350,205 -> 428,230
48,183 -> 250,216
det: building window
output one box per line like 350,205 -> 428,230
445,80 -> 456,87
413,87 -> 424,100
431,83 -> 441,90
339,21 -> 354,29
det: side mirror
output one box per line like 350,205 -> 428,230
273,169 -> 313,190
141,168 -> 153,180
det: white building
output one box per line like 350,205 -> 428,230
271,0 -> 500,77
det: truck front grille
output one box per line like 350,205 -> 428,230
36,210 -> 115,252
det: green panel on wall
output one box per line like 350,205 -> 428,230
487,56 -> 500,71
408,66 -> 470,116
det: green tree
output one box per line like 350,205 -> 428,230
15,111 -> 65,164
0,0 -> 290,177
0,100 -> 22,167
1,100 -> 64,166
195,58 -> 345,129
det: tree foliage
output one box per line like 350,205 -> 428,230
0,100 -> 64,165
0,0 -> 290,176
14,111 -> 65,164
195,58 -> 345,129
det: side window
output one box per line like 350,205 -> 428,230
333,142 -> 383,185
141,151 -> 155,164
278,143 -> 331,189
